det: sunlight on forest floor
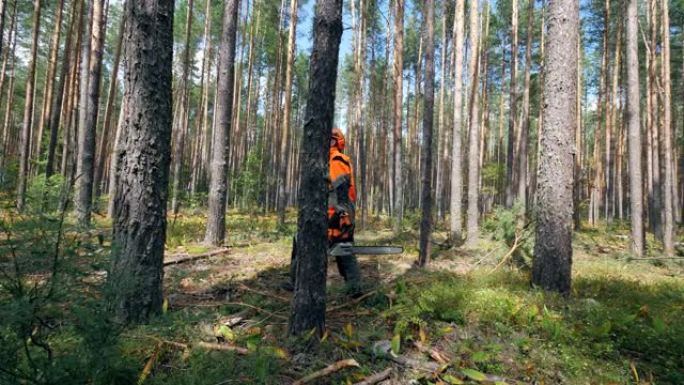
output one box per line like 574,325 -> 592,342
135,212 -> 683,385
2,208 -> 683,384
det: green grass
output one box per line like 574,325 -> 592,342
1,204 -> 682,385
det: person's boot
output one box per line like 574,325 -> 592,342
336,255 -> 362,297
282,236 -> 297,292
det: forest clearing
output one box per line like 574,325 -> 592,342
1,0 -> 684,383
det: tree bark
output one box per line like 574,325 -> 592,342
625,0 -> 643,256
518,0 -> 533,214
532,0 -> 578,294
277,0 -> 299,226
109,0 -> 174,323
171,0 -> 195,214
94,12 -> 125,198
75,0 -> 107,225
660,0 -> 674,256
465,0 -> 481,246
16,0 -> 41,211
417,0 -> 435,266
35,0 -> 65,168
288,0 -> 343,336
392,0 -> 404,235
205,0 -> 240,246
505,0 -> 518,208
449,0 -> 465,242
46,0 -> 80,179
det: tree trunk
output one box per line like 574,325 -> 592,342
16,0 -> 41,211
573,33 -> 582,229
435,4 -> 448,220
277,0 -> 299,226
532,0 -> 578,295
107,101 -> 125,218
465,0 -> 481,246
518,0 -> 533,214
205,0 -> 240,246
449,0 -> 465,242
46,0 -> 80,179
94,12 -> 125,198
392,0 -> 404,235
35,0 -> 65,168
171,0 -> 195,214
625,0 -> 644,256
0,0 -> 15,173
109,0 -> 174,323
660,0 -> 674,256
75,0 -> 107,225
417,0 -> 435,267
288,0 -> 343,336
505,0 -> 518,208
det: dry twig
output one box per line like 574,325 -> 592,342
292,359 -> 360,385
352,368 -> 392,385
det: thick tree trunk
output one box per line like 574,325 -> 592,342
205,0 -> 240,246
450,0 -> 464,242
418,0 -> 435,266
532,0 -> 578,294
392,0 -> 404,235
109,0 -> 174,323
288,0 -> 343,336
465,0 -> 481,246
16,0 -> 41,211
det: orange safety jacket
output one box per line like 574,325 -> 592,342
328,147 -> 356,243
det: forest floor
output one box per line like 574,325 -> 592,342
2,206 -> 684,385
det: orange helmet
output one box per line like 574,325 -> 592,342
331,127 -> 345,150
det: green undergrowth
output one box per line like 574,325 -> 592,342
1,196 -> 682,384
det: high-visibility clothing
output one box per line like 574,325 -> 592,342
328,146 -> 356,243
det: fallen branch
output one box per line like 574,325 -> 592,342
292,359 -> 360,385
353,368 -> 392,385
137,342 -> 163,385
196,341 -> 249,355
125,334 -> 249,356
327,291 -> 377,313
164,247 -> 230,266
490,232 -> 523,273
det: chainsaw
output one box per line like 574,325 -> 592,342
328,242 -> 403,257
